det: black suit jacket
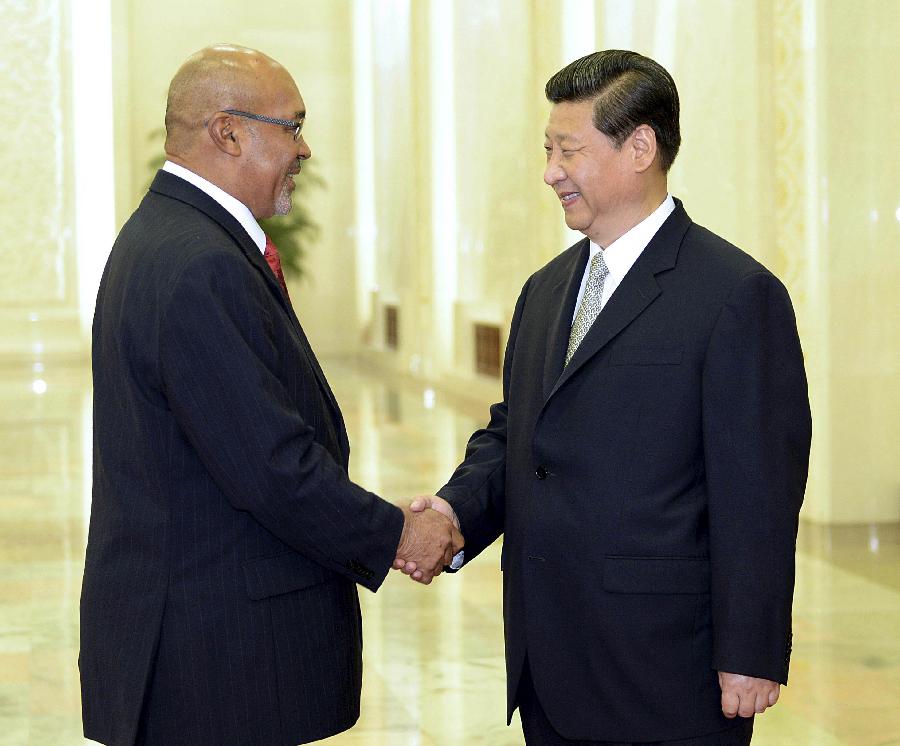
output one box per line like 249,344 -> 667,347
438,200 -> 811,742
80,171 -> 404,746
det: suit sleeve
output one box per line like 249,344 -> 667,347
158,249 -> 404,592
437,276 -> 532,564
702,270 -> 811,683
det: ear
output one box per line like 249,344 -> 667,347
207,112 -> 242,156
630,124 -> 658,173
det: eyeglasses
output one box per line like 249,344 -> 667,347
222,109 -> 304,141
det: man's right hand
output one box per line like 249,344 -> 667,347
394,502 -> 464,584
394,496 -> 461,582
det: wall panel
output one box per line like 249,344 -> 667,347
0,0 -> 81,360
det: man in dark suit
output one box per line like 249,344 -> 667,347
399,50 -> 811,744
80,44 -> 462,746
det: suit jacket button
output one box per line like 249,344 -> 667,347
535,466 -> 548,480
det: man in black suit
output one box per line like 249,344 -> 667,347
80,44 -> 462,746
399,50 -> 811,744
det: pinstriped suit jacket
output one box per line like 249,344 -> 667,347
80,170 -> 404,746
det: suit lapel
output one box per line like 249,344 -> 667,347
150,171 -> 289,308
545,201 -> 692,402
542,239 -> 590,399
149,171 -> 350,459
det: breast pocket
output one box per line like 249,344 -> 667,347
610,346 -> 683,366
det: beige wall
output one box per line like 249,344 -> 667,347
0,0 -> 82,361
1,0 -> 896,523
812,1 -> 900,522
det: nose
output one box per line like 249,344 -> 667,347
297,134 -> 311,161
544,152 -> 563,186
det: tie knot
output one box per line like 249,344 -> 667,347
590,250 -> 609,278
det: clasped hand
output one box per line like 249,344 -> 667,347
394,496 -> 463,584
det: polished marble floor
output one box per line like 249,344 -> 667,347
0,359 -> 898,746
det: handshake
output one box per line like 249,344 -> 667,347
393,496 -> 463,584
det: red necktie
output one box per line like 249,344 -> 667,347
263,235 -> 291,303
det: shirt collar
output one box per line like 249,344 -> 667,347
162,161 -> 266,253
588,194 -> 676,279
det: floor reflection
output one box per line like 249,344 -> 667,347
0,359 -> 897,745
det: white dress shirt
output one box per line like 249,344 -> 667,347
162,161 -> 266,254
571,195 -> 676,322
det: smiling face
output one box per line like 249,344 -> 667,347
240,69 -> 311,220
543,99 -> 643,247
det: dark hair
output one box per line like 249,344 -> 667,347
545,50 -> 680,172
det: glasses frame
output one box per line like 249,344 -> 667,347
222,109 -> 304,141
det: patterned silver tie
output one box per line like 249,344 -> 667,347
565,250 -> 610,366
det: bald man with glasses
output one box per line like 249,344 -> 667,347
79,44 -> 462,746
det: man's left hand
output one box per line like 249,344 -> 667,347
718,672 -> 780,718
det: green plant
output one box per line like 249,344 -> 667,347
146,127 -> 323,280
